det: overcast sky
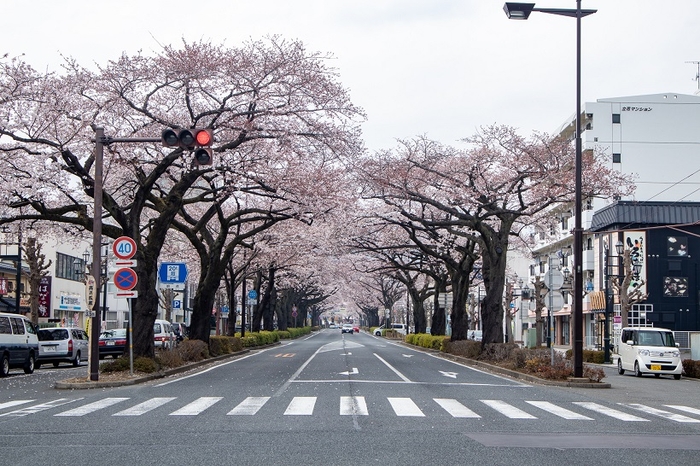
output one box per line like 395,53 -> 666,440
3,0 -> 699,152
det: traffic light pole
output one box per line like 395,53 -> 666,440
89,128 -> 160,382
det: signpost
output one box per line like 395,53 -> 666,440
158,262 -> 188,290
111,236 -> 138,375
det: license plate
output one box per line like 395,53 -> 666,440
106,341 -> 115,346
43,347 -> 56,353
651,364 -> 661,371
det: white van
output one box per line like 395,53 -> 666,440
373,323 -> 407,336
617,327 -> 682,380
154,319 -> 175,350
0,312 -> 39,376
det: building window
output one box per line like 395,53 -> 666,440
56,252 -> 84,282
612,153 -> 621,163
612,113 -> 621,124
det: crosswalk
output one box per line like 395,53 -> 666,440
2,396 -> 700,423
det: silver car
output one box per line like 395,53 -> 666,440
36,327 -> 89,368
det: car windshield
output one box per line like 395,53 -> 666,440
38,329 -> 69,341
100,329 -> 127,339
638,330 -> 676,347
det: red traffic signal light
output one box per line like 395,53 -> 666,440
161,127 -> 212,150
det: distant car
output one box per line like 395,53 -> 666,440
98,328 -> 128,359
468,330 -> 483,342
329,324 -> 338,329
374,324 -> 407,336
36,327 -> 89,368
353,325 -> 360,333
341,324 -> 354,334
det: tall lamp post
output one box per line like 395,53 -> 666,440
504,1 -> 597,377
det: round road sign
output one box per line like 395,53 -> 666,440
113,236 -> 137,260
114,267 -> 138,291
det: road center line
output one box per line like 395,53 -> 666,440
374,353 -> 411,382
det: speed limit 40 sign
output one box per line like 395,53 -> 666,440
112,236 -> 137,260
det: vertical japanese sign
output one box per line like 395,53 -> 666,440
38,276 -> 51,318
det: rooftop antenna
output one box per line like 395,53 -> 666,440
686,61 -> 700,90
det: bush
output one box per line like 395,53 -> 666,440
157,348 -> 184,368
564,349 -> 605,364
406,333 -> 448,351
444,339 -> 481,359
100,356 -> 158,373
177,339 -> 210,362
682,359 -> 700,378
209,336 -> 243,356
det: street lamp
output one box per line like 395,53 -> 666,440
504,1 -> 597,378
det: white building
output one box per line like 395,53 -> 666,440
527,92 -> 700,348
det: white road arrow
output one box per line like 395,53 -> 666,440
339,368 -> 359,376
402,354 -> 414,358
439,371 -> 458,379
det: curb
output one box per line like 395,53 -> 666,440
393,341 -> 611,388
53,345 -> 269,390
439,352 -> 611,388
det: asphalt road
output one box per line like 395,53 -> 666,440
1,329 -> 699,466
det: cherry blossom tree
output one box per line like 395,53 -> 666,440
0,37 -> 365,357
358,127 -> 635,344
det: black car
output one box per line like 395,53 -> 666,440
98,329 -> 127,359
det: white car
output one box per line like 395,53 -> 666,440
617,327 -> 682,379
341,324 -> 354,334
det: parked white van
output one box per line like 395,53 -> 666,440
0,312 -> 39,376
617,327 -> 682,380
154,319 -> 175,350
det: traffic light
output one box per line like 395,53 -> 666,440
161,127 -> 213,166
192,128 -> 213,166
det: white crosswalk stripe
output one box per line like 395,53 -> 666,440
170,397 -> 222,416
340,396 -> 368,416
665,405 -> 700,416
114,397 -> 176,416
388,397 -> 425,417
0,400 -> 34,410
1,398 -> 79,417
481,400 -> 537,419
434,398 -> 481,418
525,401 -> 593,420
573,402 -> 649,422
227,397 -> 270,415
54,397 -> 128,417
285,397 -> 316,415
620,403 -> 700,423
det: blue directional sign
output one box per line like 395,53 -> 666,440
158,262 -> 188,284
248,290 -> 258,300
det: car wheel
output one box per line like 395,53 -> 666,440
73,351 -> 81,367
617,358 -> 624,375
674,374 -> 681,380
23,353 -> 35,374
1,354 -> 10,377
634,361 -> 643,377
